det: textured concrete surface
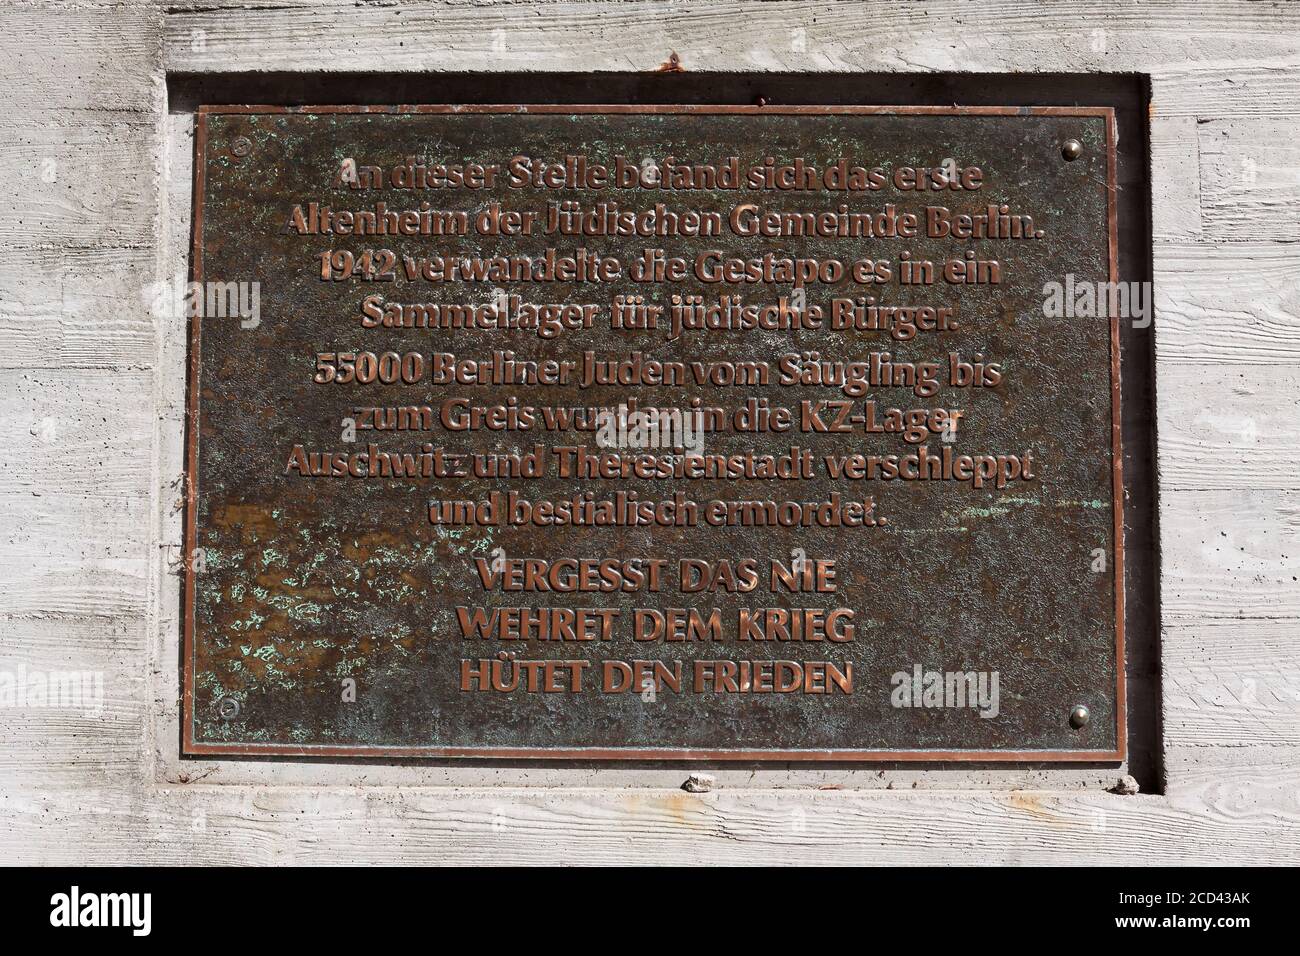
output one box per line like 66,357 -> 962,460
1,0 -> 1298,864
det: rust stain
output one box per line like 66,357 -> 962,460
656,50 -> 685,72
620,792 -> 708,827
1010,792 -> 1063,823
214,502 -> 280,537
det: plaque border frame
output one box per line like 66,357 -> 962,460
183,104 -> 1125,762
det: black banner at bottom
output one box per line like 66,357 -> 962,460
0,866 -> 1270,941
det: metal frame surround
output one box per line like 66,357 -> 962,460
184,104 -> 1125,763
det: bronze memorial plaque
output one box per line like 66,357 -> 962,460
184,105 -> 1124,760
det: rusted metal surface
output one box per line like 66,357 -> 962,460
184,105 -> 1122,760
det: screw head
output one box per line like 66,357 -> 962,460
1069,704 -> 1090,729
230,136 -> 252,158
1061,139 -> 1084,161
217,696 -> 241,720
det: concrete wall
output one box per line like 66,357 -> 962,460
2,0 -> 1298,864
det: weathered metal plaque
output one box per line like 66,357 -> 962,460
184,105 -> 1123,760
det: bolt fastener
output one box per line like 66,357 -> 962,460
217,696 -> 241,720
1069,704 -> 1090,729
230,136 -> 252,157
1061,139 -> 1084,161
